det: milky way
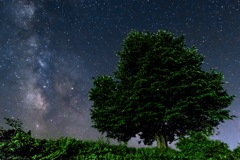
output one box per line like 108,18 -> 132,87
0,0 -> 240,149
0,0 -> 97,140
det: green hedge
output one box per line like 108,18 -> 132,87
0,127 -> 238,159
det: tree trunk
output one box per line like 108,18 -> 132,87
155,134 -> 168,150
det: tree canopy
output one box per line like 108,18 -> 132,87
89,30 -> 235,149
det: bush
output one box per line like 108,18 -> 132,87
176,132 -> 234,160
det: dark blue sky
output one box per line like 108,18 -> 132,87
0,0 -> 239,149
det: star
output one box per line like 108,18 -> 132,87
0,0 -> 239,150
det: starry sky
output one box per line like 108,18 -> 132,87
0,0 -> 239,149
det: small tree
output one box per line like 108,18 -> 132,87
0,117 -> 24,141
89,30 -> 234,149
0,118 -> 34,159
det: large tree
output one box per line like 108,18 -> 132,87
89,30 -> 234,149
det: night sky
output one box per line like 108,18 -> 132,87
0,0 -> 239,149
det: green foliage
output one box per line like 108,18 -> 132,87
0,118 -> 239,160
232,144 -> 240,159
32,137 -> 81,160
89,30 -> 235,148
0,118 -> 24,141
4,117 -> 23,131
176,132 -> 234,160
0,117 -> 34,159
0,129 -> 35,159
0,118 -> 181,159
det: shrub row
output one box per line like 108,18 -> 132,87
1,128 -> 240,159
